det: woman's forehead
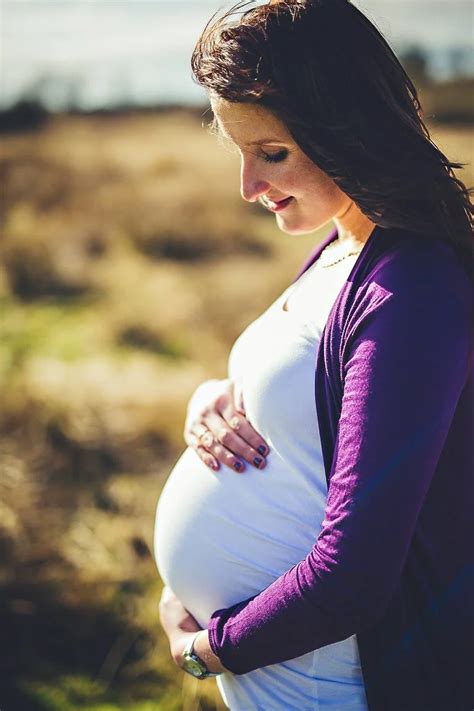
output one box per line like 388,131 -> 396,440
211,98 -> 291,145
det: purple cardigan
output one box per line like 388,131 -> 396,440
208,225 -> 474,711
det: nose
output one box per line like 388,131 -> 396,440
240,157 -> 271,203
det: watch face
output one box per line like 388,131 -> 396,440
184,656 -> 206,678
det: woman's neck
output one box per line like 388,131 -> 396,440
333,200 -> 377,249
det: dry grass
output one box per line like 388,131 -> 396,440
0,107 -> 472,710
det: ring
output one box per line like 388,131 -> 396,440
201,430 -> 214,448
230,417 -> 240,430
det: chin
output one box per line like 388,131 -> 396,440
277,220 -> 322,236
277,211 -> 333,235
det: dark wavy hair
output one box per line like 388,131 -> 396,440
191,0 -> 473,274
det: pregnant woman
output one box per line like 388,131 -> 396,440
155,2 -> 473,710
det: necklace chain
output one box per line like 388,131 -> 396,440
315,240 -> 363,268
316,250 -> 362,268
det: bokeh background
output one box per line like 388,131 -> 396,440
0,1 -> 472,709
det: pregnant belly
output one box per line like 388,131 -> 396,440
154,446 -> 323,629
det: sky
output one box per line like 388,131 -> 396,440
1,0 -> 472,110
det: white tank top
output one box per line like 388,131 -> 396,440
154,251 -> 369,710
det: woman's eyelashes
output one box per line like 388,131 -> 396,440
262,149 -> 288,163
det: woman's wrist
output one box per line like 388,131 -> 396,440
172,629 -> 227,674
194,629 -> 228,673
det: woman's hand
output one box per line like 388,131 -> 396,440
158,585 -> 226,673
183,378 -> 270,474
159,584 -> 202,642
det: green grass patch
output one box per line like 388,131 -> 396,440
0,296 -> 106,374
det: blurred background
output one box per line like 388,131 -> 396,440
0,1 -> 472,709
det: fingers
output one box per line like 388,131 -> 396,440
186,428 -> 220,472
184,377 -> 270,475
189,423 -> 240,472
191,414 -> 269,474
225,411 -> 269,461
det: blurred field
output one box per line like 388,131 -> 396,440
0,106 -> 473,711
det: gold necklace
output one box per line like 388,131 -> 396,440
316,250 -> 362,268
315,241 -> 363,269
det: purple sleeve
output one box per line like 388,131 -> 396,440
207,259 -> 472,674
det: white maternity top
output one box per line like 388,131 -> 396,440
154,250 -> 369,711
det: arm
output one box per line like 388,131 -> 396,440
206,259 -> 472,674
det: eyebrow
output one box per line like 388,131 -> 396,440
212,122 -> 287,147
245,138 -> 287,146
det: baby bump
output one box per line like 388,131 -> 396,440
154,446 -> 323,628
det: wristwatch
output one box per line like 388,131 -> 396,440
182,631 -> 221,679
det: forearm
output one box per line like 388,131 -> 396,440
207,555 -> 376,675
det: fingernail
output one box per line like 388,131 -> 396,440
253,456 -> 263,467
257,445 -> 267,456
234,461 -> 243,471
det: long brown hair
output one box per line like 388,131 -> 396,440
191,0 -> 473,273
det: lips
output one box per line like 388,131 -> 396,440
263,196 -> 294,212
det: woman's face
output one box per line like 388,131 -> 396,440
211,98 -> 351,235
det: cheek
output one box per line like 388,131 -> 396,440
326,181 -> 349,210
305,173 -> 346,207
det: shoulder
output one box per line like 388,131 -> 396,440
359,232 -> 472,314
339,232 -> 473,355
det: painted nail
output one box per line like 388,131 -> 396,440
234,461 -> 243,471
253,456 -> 263,467
257,445 -> 267,456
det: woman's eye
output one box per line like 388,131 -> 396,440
262,150 -> 288,163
